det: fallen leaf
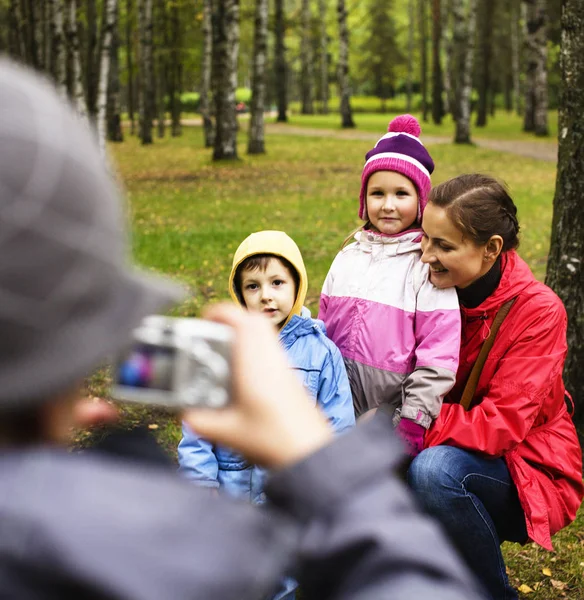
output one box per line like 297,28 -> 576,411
148,424 -> 159,430
518,584 -> 534,594
550,579 -> 567,591
542,567 -> 552,577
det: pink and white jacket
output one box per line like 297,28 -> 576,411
319,229 -> 461,428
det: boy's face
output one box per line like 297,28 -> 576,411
240,258 -> 297,327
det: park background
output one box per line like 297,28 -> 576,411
3,0 -> 584,598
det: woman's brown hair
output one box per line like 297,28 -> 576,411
428,173 -> 520,251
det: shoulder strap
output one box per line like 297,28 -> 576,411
459,298 -> 517,411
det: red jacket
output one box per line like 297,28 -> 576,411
425,250 -> 583,550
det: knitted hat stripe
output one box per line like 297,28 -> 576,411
374,131 -> 424,147
363,152 -> 430,178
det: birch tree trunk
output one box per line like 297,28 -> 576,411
212,0 -> 240,160
300,0 -> 314,114
43,0 -> 52,74
532,0 -> 548,136
475,0 -> 495,127
50,0 -> 67,97
545,0 -> 584,436
96,0 -> 118,156
66,0 -> 87,117
156,0 -> 166,139
200,0 -> 214,146
106,1 -> 123,142
248,0 -> 268,154
431,0 -> 443,124
86,0 -> 98,118
452,0 -> 478,143
8,0 -> 26,61
523,0 -> 548,135
442,0 -> 453,114
274,0 -> 288,122
139,0 -> 154,144
419,0 -> 429,122
27,0 -> 42,68
337,0 -> 354,128
406,0 -> 414,113
170,0 -> 182,137
126,0 -> 136,135
318,0 -> 328,114
511,0 -> 522,115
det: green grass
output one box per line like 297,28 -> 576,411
282,110 -> 559,142
84,124 -> 582,599
114,125 -> 555,305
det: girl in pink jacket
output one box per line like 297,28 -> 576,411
319,115 -> 461,456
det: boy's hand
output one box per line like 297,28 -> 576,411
183,304 -> 333,469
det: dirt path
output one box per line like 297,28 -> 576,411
265,123 -> 558,163
175,118 -> 558,163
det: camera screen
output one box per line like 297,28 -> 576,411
116,344 -> 175,392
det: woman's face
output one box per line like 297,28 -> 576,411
421,203 -> 493,289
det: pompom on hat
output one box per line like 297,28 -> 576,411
359,114 -> 435,222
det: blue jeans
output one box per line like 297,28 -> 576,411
408,446 -> 528,600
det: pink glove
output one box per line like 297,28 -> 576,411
395,418 -> 425,457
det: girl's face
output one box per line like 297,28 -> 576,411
421,203 -> 493,289
366,171 -> 419,235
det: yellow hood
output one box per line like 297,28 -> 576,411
229,231 -> 308,329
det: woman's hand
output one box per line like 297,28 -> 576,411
183,304 -> 333,469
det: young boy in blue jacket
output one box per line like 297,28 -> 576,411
178,230 -> 355,600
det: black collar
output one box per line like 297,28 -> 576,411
457,256 -> 502,308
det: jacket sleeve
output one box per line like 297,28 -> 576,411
400,274 -> 461,428
316,346 -> 356,434
266,413 -> 487,600
318,270 -> 333,322
425,298 -> 567,456
177,422 -> 220,487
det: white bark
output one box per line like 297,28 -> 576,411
200,0 -> 214,147
212,0 -> 240,160
96,0 -> 118,156
67,0 -> 87,118
50,0 -> 67,97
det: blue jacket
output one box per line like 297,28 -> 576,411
178,311 -> 355,503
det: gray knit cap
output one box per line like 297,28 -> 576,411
0,60 -> 184,409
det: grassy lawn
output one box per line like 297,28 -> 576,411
84,123 -> 582,599
283,109 -> 559,143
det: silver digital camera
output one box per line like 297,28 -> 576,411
112,316 -> 233,409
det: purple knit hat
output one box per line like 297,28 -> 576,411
359,114 -> 435,222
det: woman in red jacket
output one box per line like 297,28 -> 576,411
408,173 -> 583,600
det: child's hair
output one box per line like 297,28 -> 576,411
428,173 -> 520,251
234,254 -> 300,301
